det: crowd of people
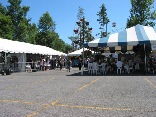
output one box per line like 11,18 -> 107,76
27,56 -> 72,72
26,53 -> 156,74
79,54 -> 156,74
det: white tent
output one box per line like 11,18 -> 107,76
68,48 -> 94,56
0,38 -> 66,56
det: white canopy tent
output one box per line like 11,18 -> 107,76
0,38 -> 67,72
68,48 -> 94,56
0,38 -> 66,56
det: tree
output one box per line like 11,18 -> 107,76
7,0 -> 30,41
127,0 -> 156,28
0,3 -> 13,39
77,6 -> 84,20
38,11 -> 55,32
97,3 -> 110,37
65,43 -> 73,53
26,23 -> 38,44
36,11 -> 72,53
36,11 -> 56,47
74,6 -> 93,49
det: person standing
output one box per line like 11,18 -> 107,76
57,58 -> 61,69
40,60 -> 43,71
78,57 -> 82,70
54,58 -> 56,70
50,58 -> 53,70
67,58 -> 71,72
60,58 -> 64,70
43,59 -> 46,71
46,56 -> 50,70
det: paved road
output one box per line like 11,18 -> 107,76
0,68 -> 156,117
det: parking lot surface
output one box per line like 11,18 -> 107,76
1,68 -> 156,117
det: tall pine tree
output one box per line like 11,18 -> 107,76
97,3 -> 110,37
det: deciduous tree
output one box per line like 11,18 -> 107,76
0,3 -> 13,39
127,0 -> 156,28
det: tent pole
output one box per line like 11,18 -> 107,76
144,43 -> 147,73
5,52 -> 6,69
81,46 -> 84,75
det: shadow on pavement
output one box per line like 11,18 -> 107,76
66,69 -> 156,76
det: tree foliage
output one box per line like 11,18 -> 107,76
127,0 -> 156,28
0,3 -> 13,39
7,0 -> 30,41
97,3 -> 110,37
71,6 -> 93,49
65,43 -> 73,53
36,11 -> 72,53
26,23 -> 38,44
38,11 -> 55,32
77,6 -> 84,20
0,0 -> 73,53
36,12 -> 56,47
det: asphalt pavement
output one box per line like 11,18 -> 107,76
1,67 -> 156,117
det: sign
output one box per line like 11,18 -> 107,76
152,45 -> 156,50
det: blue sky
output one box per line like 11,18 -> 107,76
1,0 -> 156,45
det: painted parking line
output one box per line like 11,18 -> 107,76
26,78 -> 99,117
51,78 -> 99,106
0,78 -> 19,81
145,78 -> 156,88
0,99 -> 51,117
0,99 -> 49,106
55,104 -> 156,112
0,78 -> 55,90
26,105 -> 51,117
1,98 -> 155,116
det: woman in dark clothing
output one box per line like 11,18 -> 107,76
54,58 -> 56,70
78,57 -> 82,70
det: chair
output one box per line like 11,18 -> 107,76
101,63 -> 107,74
88,63 -> 93,74
148,67 -> 154,74
25,64 -> 32,72
116,61 -> 122,74
135,63 -> 139,71
124,64 -> 129,74
92,62 -> 99,75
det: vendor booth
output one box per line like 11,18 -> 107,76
0,38 -> 67,74
68,48 -> 94,66
83,24 -> 156,74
